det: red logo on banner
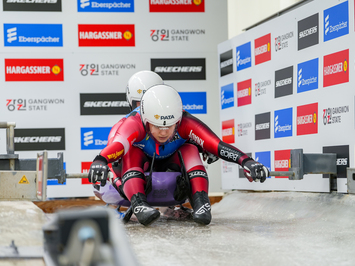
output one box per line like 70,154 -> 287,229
149,0 -> 205,12
237,79 -> 252,106
297,102 -> 318,136
323,49 -> 349,87
222,119 -> 235,144
78,24 -> 135,47
254,33 -> 271,65
274,149 -> 291,178
5,59 -> 63,82
81,162 -> 92,185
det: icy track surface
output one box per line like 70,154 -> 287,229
124,191 -> 355,266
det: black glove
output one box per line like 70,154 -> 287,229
242,159 -> 269,183
202,150 -> 219,164
88,158 -> 109,186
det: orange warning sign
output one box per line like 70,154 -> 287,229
19,175 -> 29,184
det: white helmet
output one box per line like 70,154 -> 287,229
140,84 -> 183,142
126,71 -> 164,110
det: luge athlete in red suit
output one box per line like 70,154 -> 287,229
88,85 -> 270,226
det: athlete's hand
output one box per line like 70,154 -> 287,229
243,159 -> 269,183
88,160 -> 109,186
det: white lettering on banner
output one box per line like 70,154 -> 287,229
255,44 -> 267,55
301,77 -> 317,86
276,78 -> 292,87
188,130 -> 204,148
239,57 -> 250,65
337,158 -> 348,165
18,36 -> 60,43
150,0 -> 192,5
183,104 -> 203,110
329,21 -> 348,34
6,0 -> 57,3
79,31 -> 122,40
6,66 -> 51,74
221,97 -> 233,105
220,149 -> 238,161
297,115 -> 312,125
299,26 -> 317,39
220,59 -> 232,68
237,88 -> 249,98
324,63 -> 343,76
255,123 -> 269,130
154,66 -> 202,73
95,139 -> 108,145
275,160 -> 288,168
91,2 -> 131,8
83,101 -> 129,107
275,125 -> 292,132
222,128 -> 233,136
14,136 -> 61,143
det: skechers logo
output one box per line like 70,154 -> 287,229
14,136 -> 61,143
83,131 -> 93,146
83,101 -> 129,107
195,203 -> 211,215
7,28 -> 17,43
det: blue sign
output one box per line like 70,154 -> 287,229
297,58 -> 319,93
4,24 -> 63,47
78,0 -> 134,12
179,92 -> 207,114
48,162 -> 66,186
81,127 -> 111,150
236,42 -> 252,71
221,83 -> 234,110
324,1 -> 349,42
255,151 -> 271,177
274,108 -> 293,138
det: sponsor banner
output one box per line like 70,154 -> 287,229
324,1 -> 349,42
274,149 -> 291,178
81,127 -> 111,150
323,145 -> 349,178
79,63 -> 136,76
323,49 -> 349,87
5,59 -> 64,82
275,66 -> 293,98
255,78 -> 271,98
150,28 -> 205,42
78,24 -> 135,47
236,42 -> 251,71
80,93 -> 130,115
298,13 -> 319,50
322,105 -> 349,126
255,112 -> 270,140
14,128 -> 65,151
179,92 -> 206,114
3,0 -> 62,11
220,49 -> 233,77
151,58 -> 205,80
149,0 -> 204,12
274,107 -> 292,138
221,83 -> 234,110
222,119 -> 234,144
6,98 -> 64,112
297,58 -> 319,93
237,79 -> 251,107
78,0 -> 134,12
296,102 -> 318,136
4,24 -> 63,47
275,31 -> 294,52
254,33 -> 271,65
237,121 -> 252,137
255,151 -> 271,177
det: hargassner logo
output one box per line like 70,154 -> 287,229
297,58 -> 318,93
149,0 -> 204,12
275,66 -> 293,98
297,102 -> 318,136
254,33 -> 271,65
323,49 -> 349,87
220,50 -> 233,77
78,24 -> 135,47
298,13 -> 319,50
255,112 -> 270,140
221,83 -> 234,110
14,128 -> 65,151
4,24 -> 63,47
81,127 -> 111,150
274,149 -> 291,178
323,145 -> 349,178
151,58 -> 205,80
5,59 -> 64,82
80,93 -> 130,115
324,1 -> 349,42
274,108 -> 292,138
179,92 -> 206,114
78,0 -> 134,12
237,79 -> 251,107
3,0 -> 62,12
236,42 -> 251,71
221,119 -> 234,144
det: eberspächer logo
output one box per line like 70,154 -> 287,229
236,42 -> 251,71
297,58 -> 318,93
179,92 -> 206,114
274,107 -> 292,138
78,0 -> 134,12
81,127 -> 111,150
324,1 -> 349,42
221,83 -> 234,110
